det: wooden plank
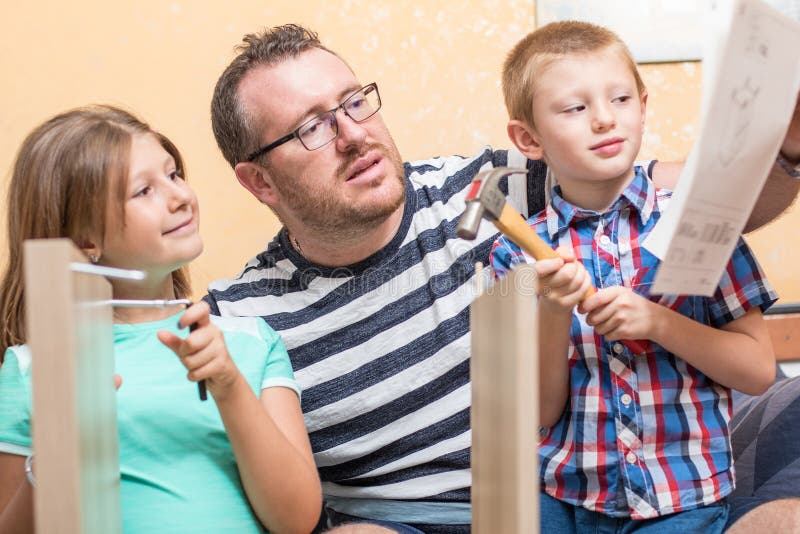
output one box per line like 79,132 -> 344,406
764,313 -> 800,362
470,265 -> 539,533
24,239 -> 121,534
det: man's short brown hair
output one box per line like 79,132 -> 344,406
210,24 -> 340,167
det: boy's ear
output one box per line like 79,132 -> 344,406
234,162 -> 279,207
640,91 -> 649,128
507,119 -> 545,160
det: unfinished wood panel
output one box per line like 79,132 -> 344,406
471,265 -> 539,533
24,239 -> 121,533
765,313 -> 800,362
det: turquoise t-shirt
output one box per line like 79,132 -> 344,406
0,313 -> 299,533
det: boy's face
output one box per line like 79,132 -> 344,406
522,48 -> 647,200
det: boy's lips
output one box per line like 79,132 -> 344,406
590,137 -> 625,156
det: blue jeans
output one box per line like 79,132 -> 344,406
540,492 -> 729,534
324,508 -> 469,533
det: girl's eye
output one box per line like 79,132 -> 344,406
168,170 -> 182,181
564,105 -> 585,113
613,96 -> 631,104
134,186 -> 151,198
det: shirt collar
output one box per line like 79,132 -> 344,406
546,166 -> 656,239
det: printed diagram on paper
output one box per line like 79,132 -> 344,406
643,0 -> 800,296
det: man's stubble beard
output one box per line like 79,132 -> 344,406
271,142 -> 406,240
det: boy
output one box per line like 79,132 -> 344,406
490,21 -> 777,531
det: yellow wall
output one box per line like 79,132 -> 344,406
2,1 -> 798,301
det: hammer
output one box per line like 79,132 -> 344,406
457,167 -> 647,354
457,166 -> 594,301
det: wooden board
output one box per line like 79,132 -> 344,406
470,265 -> 539,533
24,239 -> 121,533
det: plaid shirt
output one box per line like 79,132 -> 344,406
490,167 -> 777,519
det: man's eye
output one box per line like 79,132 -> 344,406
301,118 -> 325,136
347,96 -> 366,110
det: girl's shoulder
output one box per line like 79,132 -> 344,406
2,345 -> 32,377
210,315 -> 283,350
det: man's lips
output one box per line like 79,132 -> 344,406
345,152 -> 382,181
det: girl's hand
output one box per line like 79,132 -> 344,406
580,286 -> 659,341
157,301 -> 242,400
534,245 -> 592,313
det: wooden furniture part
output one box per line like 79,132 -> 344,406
24,239 -> 121,533
764,313 -> 800,362
470,265 -> 539,533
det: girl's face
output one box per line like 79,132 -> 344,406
100,133 -> 202,279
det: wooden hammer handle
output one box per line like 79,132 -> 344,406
493,203 -> 649,355
495,203 -> 596,301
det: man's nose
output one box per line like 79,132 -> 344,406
334,108 -> 368,150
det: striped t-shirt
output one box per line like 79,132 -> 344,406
204,147 -> 546,524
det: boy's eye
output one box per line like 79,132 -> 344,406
168,169 -> 183,181
564,105 -> 585,113
613,96 -> 631,104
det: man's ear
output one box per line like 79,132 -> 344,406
234,162 -> 279,206
507,119 -> 545,161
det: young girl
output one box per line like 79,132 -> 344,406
0,105 -> 322,533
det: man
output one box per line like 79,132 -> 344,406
205,24 -> 800,532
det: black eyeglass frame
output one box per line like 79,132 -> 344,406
245,82 -> 381,162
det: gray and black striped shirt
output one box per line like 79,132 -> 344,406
205,147 -> 547,524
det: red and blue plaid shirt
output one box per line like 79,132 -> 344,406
490,167 -> 777,519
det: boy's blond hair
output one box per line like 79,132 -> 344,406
502,20 -> 646,129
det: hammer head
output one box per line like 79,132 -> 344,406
455,167 -> 528,240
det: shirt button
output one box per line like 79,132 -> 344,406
599,235 -> 611,246
613,343 -> 624,354
621,393 -> 632,406
626,451 -> 637,464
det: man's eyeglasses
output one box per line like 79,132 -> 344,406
245,82 -> 382,162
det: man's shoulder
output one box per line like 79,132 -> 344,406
404,146 -> 519,184
205,240 -> 296,311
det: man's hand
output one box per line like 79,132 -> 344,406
781,92 -> 800,161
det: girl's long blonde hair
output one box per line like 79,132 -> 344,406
0,105 -> 191,360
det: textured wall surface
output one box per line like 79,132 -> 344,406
2,1 -> 797,300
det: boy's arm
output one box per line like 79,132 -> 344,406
519,247 -> 592,427
490,241 -> 587,427
582,291 -> 774,395
651,306 -> 773,395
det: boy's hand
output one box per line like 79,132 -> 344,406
580,286 -> 658,341
157,301 -> 242,400
534,245 -> 592,313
